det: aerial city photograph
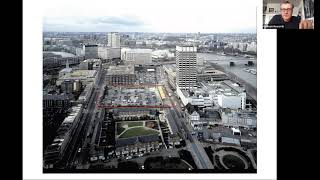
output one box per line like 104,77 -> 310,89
42,0 -> 257,173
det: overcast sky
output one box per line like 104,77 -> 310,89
43,0 -> 258,33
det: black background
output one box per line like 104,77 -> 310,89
8,0 -> 320,179
277,0 -> 319,178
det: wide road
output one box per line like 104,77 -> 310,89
64,66 -> 106,168
159,65 -> 214,169
75,66 -> 107,166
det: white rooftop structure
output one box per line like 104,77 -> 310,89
231,127 -> 241,135
176,46 -> 197,52
221,137 -> 240,145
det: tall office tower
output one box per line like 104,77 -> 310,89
107,32 -> 120,48
176,46 -> 197,89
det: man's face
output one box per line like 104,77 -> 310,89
280,3 -> 293,22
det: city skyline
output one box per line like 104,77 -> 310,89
42,30 -> 258,172
43,0 -> 257,33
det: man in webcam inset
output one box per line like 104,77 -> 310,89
268,1 -> 313,29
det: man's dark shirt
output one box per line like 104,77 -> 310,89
267,15 -> 301,29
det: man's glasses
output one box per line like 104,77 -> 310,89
280,8 -> 293,12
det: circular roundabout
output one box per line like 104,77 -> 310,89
211,147 -> 254,171
221,153 -> 246,169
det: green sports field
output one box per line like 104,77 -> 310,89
116,121 -> 144,135
119,127 -> 159,138
127,121 -> 143,127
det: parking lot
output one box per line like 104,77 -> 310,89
192,125 -> 257,141
136,72 -> 157,84
103,87 -> 162,106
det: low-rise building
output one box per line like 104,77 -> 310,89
77,82 -> 94,104
177,87 -> 213,107
84,44 -> 98,59
114,134 -> 161,158
105,65 -> 136,85
221,110 -> 257,128
56,70 -> 98,86
168,134 -> 182,148
121,48 -> 152,65
43,94 -> 71,109
98,47 -> 121,60
185,106 -> 221,129
217,92 -> 246,110
240,138 -> 257,149
43,104 -> 83,168
221,137 -> 240,146
112,108 -> 157,121
197,67 -> 229,82
61,80 -> 74,94
163,65 -> 177,90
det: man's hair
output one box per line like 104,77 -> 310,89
281,1 -> 294,9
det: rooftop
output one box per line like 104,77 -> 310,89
221,137 -> 240,145
176,46 -> 197,52
222,80 -> 246,94
124,48 -> 152,53
69,70 -> 97,77
199,80 -> 245,97
106,65 -> 135,75
221,110 -> 257,127
83,59 -> 101,63
45,104 -> 83,152
43,94 -> 70,100
199,68 -> 226,75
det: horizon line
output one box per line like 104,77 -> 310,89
43,31 -> 257,34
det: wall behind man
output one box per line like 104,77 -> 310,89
264,0 -> 303,16
301,0 -> 314,20
266,3 -> 280,14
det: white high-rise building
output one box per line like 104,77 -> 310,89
176,46 -> 197,89
121,48 -> 152,65
107,32 -> 120,48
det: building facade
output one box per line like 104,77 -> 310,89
122,49 -> 152,65
113,134 -> 161,158
43,94 -> 71,109
107,32 -> 120,48
163,65 -> 177,90
61,80 -> 74,94
98,47 -> 121,60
